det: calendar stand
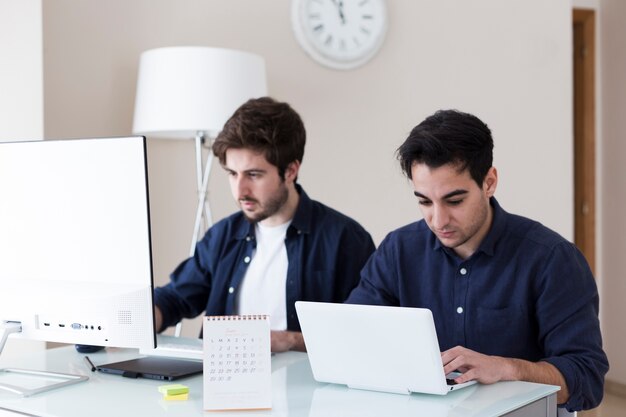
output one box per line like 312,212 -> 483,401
203,315 -> 271,411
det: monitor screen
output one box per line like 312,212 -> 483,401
0,136 -> 156,350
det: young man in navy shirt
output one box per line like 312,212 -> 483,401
347,109 -> 608,412
154,97 -> 375,352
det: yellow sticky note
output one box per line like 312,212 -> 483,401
164,393 -> 189,401
158,384 -> 189,396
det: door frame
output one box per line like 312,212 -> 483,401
572,8 -> 596,275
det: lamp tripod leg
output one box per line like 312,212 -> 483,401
189,145 -> 214,257
176,138 -> 214,338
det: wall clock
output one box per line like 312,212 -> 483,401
291,0 -> 388,70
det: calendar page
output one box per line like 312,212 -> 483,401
203,315 -> 272,411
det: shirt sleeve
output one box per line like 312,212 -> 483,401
346,233 -> 400,306
153,231 -> 214,332
333,222 -> 376,302
534,241 -> 609,411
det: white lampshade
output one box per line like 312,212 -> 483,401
132,46 -> 267,139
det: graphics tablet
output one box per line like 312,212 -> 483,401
97,356 -> 203,381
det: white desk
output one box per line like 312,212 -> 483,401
0,346 -> 559,417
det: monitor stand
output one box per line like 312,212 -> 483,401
0,321 -> 89,397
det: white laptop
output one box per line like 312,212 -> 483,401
295,301 -> 477,396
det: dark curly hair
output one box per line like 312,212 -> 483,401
212,97 -> 305,179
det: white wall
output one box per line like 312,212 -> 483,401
0,0 -> 43,142
0,0 -> 46,355
41,0 -> 572,336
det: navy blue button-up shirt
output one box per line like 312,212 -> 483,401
347,198 -> 608,411
155,185 -> 375,333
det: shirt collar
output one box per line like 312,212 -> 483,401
233,183 -> 311,240
289,184 -> 312,235
476,197 -> 506,257
433,197 -> 505,258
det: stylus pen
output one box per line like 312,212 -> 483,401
84,355 -> 96,372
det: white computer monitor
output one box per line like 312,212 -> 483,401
0,136 -> 156,352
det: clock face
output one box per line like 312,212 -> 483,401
292,0 -> 388,70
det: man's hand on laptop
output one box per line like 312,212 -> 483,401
441,345 -> 514,385
270,330 -> 306,353
441,345 -> 570,404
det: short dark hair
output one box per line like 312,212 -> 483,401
212,96 -> 306,179
397,109 -> 493,186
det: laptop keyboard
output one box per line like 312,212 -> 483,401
445,371 -> 462,385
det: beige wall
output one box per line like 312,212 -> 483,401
42,0 -> 575,335
600,0 -> 626,386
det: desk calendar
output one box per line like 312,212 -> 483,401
203,315 -> 271,411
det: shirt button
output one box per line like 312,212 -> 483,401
246,236 -> 251,242
297,230 -> 302,235
456,307 -> 464,314
228,287 -> 235,294
460,267 -> 468,275
244,256 -> 251,263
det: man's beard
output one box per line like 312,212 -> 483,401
240,184 -> 289,223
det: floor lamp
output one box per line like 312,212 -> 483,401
132,46 -> 267,336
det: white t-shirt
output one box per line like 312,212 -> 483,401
236,221 -> 290,330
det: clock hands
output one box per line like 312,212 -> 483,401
331,0 -> 346,25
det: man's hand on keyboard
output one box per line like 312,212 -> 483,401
271,330 -> 306,353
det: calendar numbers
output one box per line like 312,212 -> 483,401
205,323 -> 267,383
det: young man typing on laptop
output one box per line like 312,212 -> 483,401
154,97 -> 375,352
346,110 -> 608,413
